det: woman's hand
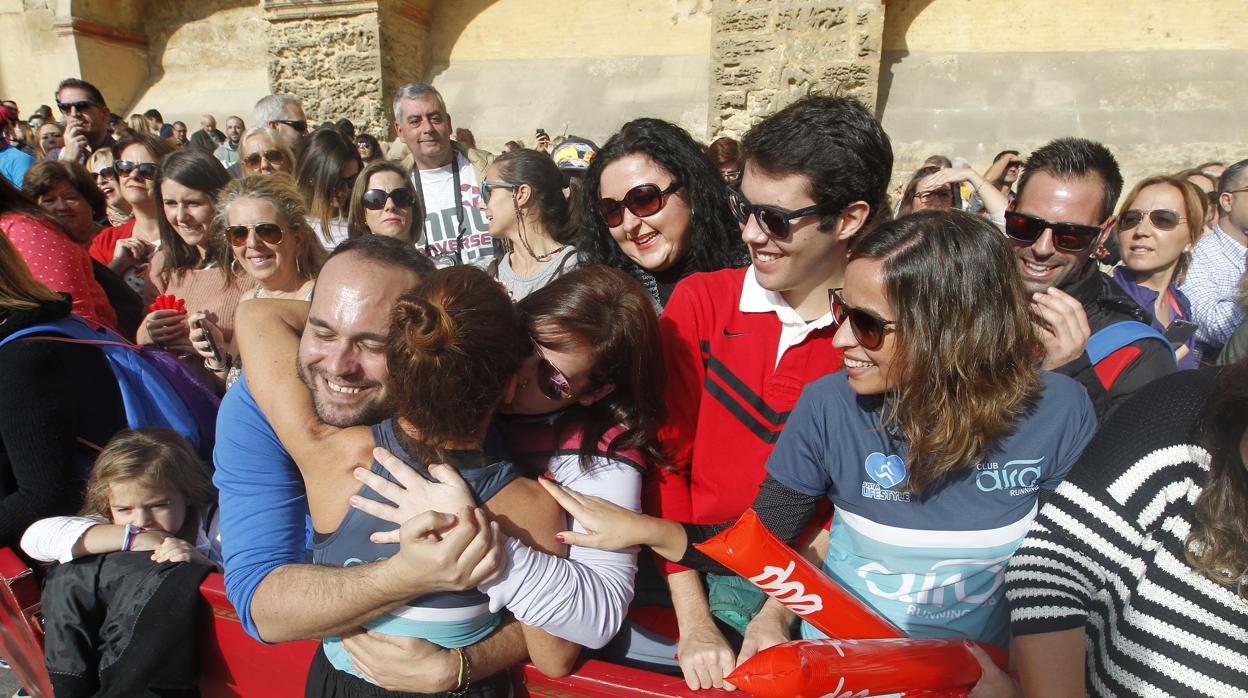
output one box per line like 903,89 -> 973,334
966,641 -> 1022,698
536,478 -> 686,559
109,237 -> 153,275
187,312 -> 227,366
143,309 -> 191,351
349,448 -> 476,543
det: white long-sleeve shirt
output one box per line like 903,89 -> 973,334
20,508 -> 223,567
481,453 -> 640,649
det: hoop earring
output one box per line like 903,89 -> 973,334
296,257 -> 303,276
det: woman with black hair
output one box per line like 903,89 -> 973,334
354,133 -> 382,165
479,149 -> 578,299
576,118 -> 746,310
139,149 -> 252,388
294,128 -> 362,252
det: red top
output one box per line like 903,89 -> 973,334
645,267 -> 843,574
88,218 -> 137,267
2,212 -> 118,332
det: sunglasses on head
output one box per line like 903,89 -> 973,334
113,161 -> 158,181
361,188 -> 415,210
729,188 -> 843,242
829,288 -> 895,351
242,149 -> 286,167
481,180 -> 517,205
226,223 -> 285,247
597,181 -> 682,228
1003,210 -> 1101,253
56,100 -> 96,114
532,340 -> 573,401
274,119 -> 308,134
1118,208 -> 1186,232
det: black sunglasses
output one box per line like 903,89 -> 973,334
93,167 -> 117,181
113,161 -> 158,181
226,223 -> 285,246
598,181 -> 682,227
56,100 -> 97,114
274,119 -> 308,134
829,288 -> 895,351
242,149 -> 287,167
481,180 -> 517,205
361,188 -> 415,210
1118,208 -> 1186,232
1003,210 -> 1101,253
729,188 -> 843,242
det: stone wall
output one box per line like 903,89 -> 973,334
707,0 -> 885,139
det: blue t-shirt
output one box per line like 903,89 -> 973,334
213,378 -> 311,643
766,372 -> 1096,646
0,142 -> 33,190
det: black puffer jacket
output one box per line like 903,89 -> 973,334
1055,263 -> 1178,421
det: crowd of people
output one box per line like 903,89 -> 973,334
0,73 -> 1245,698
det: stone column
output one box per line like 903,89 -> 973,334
708,0 -> 885,139
261,0 -> 430,135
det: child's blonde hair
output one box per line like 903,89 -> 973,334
80,428 -> 216,518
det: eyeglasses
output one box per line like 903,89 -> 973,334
226,223 -> 285,246
1003,210 -> 1101,253
1118,208 -> 1186,232
242,150 -> 286,168
829,288 -> 895,351
337,172 -> 359,193
113,161 -> 158,181
481,180 -> 517,205
916,189 -> 954,204
361,188 -> 415,210
274,119 -> 308,134
532,340 -> 573,401
598,181 -> 683,227
93,167 -> 117,181
56,100 -> 97,115
728,188 -> 842,242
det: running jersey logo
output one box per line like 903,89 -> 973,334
975,457 -> 1044,495
748,560 -> 824,615
865,452 -> 906,489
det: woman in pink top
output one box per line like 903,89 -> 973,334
0,175 -> 117,332
140,149 -> 252,391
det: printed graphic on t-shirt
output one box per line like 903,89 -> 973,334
414,158 -> 497,268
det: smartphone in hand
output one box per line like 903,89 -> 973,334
1163,319 -> 1199,348
195,318 -> 223,364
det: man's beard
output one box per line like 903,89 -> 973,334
296,359 -> 390,428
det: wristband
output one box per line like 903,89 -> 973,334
448,646 -> 471,697
121,523 -> 137,552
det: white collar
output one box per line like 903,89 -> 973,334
738,265 -> 833,329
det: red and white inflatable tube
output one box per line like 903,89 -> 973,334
726,637 -> 1009,698
693,508 -> 903,639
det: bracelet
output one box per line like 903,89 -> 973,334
120,523 -> 137,551
448,646 -> 471,697
205,354 -> 232,375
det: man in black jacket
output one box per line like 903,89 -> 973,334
1008,137 -> 1176,420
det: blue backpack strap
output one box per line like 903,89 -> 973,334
1086,320 -> 1173,364
0,316 -> 203,451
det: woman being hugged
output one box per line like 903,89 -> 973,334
139,149 -> 254,388
576,118 -> 746,311
542,210 -> 1098,689
1110,174 -> 1205,369
478,148 -> 579,300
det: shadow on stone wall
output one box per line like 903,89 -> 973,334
126,0 -> 260,114
424,0 -> 499,81
876,0 -> 936,122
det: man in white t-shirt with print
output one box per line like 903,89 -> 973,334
393,83 -> 496,268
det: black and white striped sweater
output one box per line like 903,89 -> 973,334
1005,367 -> 1248,697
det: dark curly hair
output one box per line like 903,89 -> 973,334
574,118 -> 745,275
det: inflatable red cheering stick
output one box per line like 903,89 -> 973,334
726,637 -> 1009,698
693,508 -> 902,639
